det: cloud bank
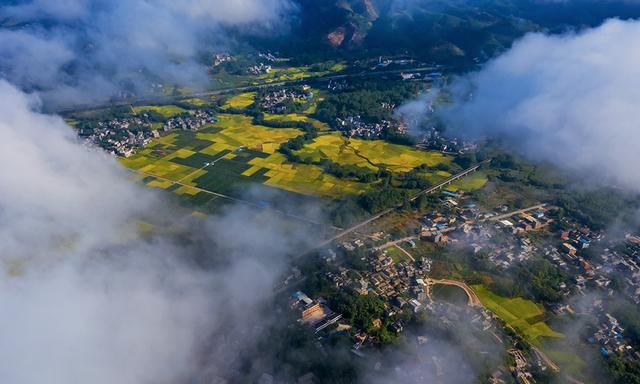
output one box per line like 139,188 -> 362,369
441,18 -> 640,192
0,80 -> 318,384
0,0 -> 294,109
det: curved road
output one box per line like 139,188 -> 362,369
425,278 -> 482,307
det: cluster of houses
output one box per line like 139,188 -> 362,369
541,227 -> 602,295
506,349 -> 534,384
599,235 -> 640,303
327,79 -> 348,92
285,170 -> 640,375
366,255 -> 431,305
259,86 -> 313,114
591,311 -> 634,358
211,52 -> 232,67
371,56 -> 417,70
290,291 -> 342,334
417,123 -> 478,154
78,110 -> 217,158
78,116 -> 158,157
335,115 -> 394,139
248,63 -> 272,75
495,209 -> 555,234
577,298 -> 640,363
258,52 -> 278,62
162,110 -> 217,131
399,72 -> 443,83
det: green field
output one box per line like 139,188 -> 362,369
180,97 -> 208,106
132,104 -> 187,117
119,114 -> 364,199
446,171 -> 488,192
262,113 -> 330,131
295,133 -> 453,173
222,92 -> 256,109
472,285 -> 563,345
385,246 -> 410,263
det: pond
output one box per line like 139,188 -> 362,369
432,284 -> 469,306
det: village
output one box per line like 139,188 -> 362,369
161,110 -> 217,132
78,110 -> 216,157
278,180 -> 640,383
335,115 -> 402,139
77,115 -> 158,157
259,86 -> 314,114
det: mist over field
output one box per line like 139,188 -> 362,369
0,80 -> 321,384
0,0 -> 294,108
426,18 -> 640,194
4,1 -> 640,383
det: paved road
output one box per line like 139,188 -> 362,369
426,278 -> 482,307
484,203 -> 549,222
532,346 -> 561,372
393,244 -> 416,262
373,236 -> 418,252
424,279 -> 560,372
312,160 -> 491,250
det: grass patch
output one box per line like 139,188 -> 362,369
446,171 -> 488,192
472,285 -> 562,345
385,246 -> 410,263
222,92 -> 256,109
181,98 -> 207,106
132,105 -> 187,117
295,133 -> 453,173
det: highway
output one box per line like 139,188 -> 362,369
311,159 -> 491,249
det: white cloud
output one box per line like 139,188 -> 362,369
442,18 -> 640,192
0,0 -> 295,108
0,81 -> 317,383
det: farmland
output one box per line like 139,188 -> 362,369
446,171 -> 488,192
119,113 -> 365,201
222,92 -> 256,110
294,133 -> 452,173
132,104 -> 187,117
118,92 -> 459,204
472,285 -> 562,345
256,62 -> 347,84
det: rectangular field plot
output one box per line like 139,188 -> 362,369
119,114 -> 368,202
